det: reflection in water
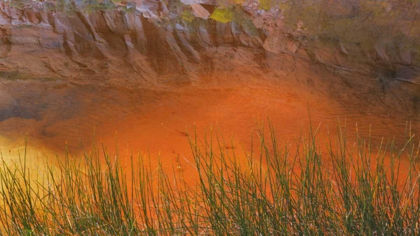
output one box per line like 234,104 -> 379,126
0,78 -> 418,164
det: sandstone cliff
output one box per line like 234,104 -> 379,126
0,0 -> 418,88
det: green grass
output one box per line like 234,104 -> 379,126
0,122 -> 419,235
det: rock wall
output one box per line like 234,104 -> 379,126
0,0 -> 418,87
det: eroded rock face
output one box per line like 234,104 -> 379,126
0,2 -> 264,86
0,1 -> 418,87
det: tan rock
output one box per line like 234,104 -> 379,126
190,3 -> 210,19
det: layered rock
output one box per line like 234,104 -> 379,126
0,0 -> 418,87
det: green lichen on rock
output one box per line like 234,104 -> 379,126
0,71 -> 59,82
182,10 -> 196,22
210,7 -> 234,23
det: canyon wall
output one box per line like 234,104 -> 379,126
0,0 -> 418,87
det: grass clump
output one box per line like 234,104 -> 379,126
0,123 -> 419,235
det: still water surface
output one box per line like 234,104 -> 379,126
0,75 -> 418,177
